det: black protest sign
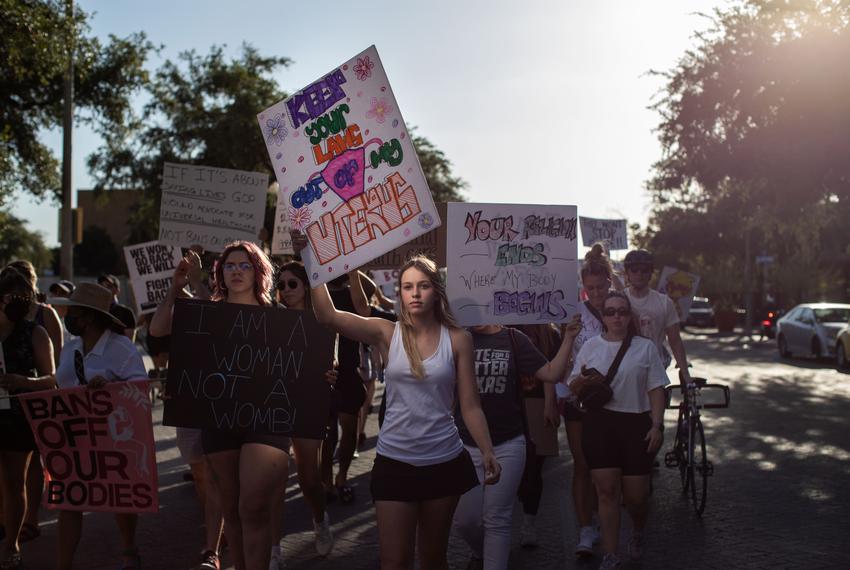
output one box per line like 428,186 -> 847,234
163,299 -> 335,438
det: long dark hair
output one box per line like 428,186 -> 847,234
278,261 -> 310,310
210,241 -> 274,305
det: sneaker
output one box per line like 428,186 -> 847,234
575,526 -> 595,556
599,553 -> 621,570
465,556 -> 484,570
519,517 -> 538,547
314,512 -> 334,556
193,550 -> 220,570
628,531 -> 643,561
268,549 -> 284,570
117,549 -> 141,570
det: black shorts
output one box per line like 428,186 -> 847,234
201,429 -> 291,455
581,409 -> 654,476
332,372 -> 366,416
370,449 -> 479,502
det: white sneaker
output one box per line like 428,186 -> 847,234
628,530 -> 643,560
519,517 -> 538,547
268,549 -> 285,570
599,553 -> 621,570
314,512 -> 334,556
575,525 -> 595,556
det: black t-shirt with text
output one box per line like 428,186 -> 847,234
455,328 -> 548,446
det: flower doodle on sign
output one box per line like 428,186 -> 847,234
289,206 -> 313,231
264,115 -> 288,146
353,56 -> 374,81
366,97 -> 392,124
418,212 -> 434,230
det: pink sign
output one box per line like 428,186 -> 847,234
19,381 -> 158,513
322,147 -> 366,202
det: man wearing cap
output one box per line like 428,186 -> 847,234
623,250 -> 693,385
48,282 -> 148,570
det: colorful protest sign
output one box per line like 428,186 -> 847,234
123,241 -> 184,315
370,269 -> 399,300
163,300 -> 335,438
158,162 -> 268,252
258,45 -> 441,285
0,345 -> 8,410
361,203 -> 447,270
579,216 -> 628,250
446,203 -> 579,326
657,266 -> 701,321
19,381 -> 158,513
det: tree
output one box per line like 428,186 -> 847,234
644,0 -> 850,306
0,210 -> 53,271
411,129 -> 467,203
0,0 -> 154,205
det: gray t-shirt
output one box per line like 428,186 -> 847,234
456,328 -> 548,446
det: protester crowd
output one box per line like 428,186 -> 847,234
0,241 -> 693,570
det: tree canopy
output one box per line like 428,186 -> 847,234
644,0 -> 850,306
0,0 -> 153,205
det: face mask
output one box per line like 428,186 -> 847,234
3,297 -> 31,323
64,314 -> 84,337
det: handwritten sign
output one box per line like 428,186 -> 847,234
446,203 -> 579,326
123,241 -> 184,315
0,345 -> 8,410
158,162 -> 268,252
361,202 -> 447,269
163,300 -> 335,438
259,45 -> 440,285
657,266 -> 701,322
19,381 -> 158,513
579,217 -> 628,250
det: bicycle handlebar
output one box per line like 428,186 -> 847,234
664,382 -> 731,410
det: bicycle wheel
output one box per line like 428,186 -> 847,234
690,418 -> 708,516
677,407 -> 688,491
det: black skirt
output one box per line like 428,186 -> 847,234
370,448 -> 480,502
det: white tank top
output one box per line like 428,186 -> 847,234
377,322 -> 464,466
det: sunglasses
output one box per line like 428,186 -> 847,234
222,262 -> 254,272
277,279 -> 301,290
602,307 -> 632,317
627,265 -> 653,275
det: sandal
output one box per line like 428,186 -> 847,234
337,485 -> 355,504
19,522 -> 40,543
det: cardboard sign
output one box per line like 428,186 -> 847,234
446,203 -> 579,326
361,202 -> 447,269
579,217 -> 628,250
163,299 -> 335,438
0,345 -> 8,410
259,45 -> 441,284
657,266 -> 701,322
123,241 -> 184,315
158,162 -> 268,252
19,381 -> 158,513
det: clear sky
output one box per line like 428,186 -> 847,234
11,0 -> 721,247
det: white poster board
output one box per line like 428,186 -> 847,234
158,162 -> 268,252
657,266 -> 701,322
446,203 -> 579,326
123,241 -> 185,315
258,45 -> 440,285
0,345 -> 8,410
579,216 -> 628,250
370,269 -> 399,300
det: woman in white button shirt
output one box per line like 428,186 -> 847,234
568,291 -> 668,570
51,283 -> 148,570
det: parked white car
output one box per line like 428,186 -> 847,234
776,303 -> 850,359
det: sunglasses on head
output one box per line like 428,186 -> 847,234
627,265 -> 653,275
602,307 -> 631,317
223,262 -> 253,272
277,279 -> 301,290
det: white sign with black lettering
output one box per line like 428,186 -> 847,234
578,217 -> 628,250
158,162 -> 268,252
123,241 -> 185,315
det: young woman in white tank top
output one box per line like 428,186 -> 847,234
300,245 -> 501,570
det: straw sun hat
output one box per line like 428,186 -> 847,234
48,282 -> 126,328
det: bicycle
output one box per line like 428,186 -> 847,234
663,374 -> 730,516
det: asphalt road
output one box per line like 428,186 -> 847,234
15,330 -> 850,569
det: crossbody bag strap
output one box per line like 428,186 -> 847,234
584,300 -> 604,326
603,333 -> 633,385
507,328 -> 532,440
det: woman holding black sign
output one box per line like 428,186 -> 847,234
296,237 -> 500,570
567,292 -> 667,570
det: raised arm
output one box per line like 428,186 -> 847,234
534,315 -> 582,383
453,329 -> 501,484
149,256 -> 191,337
310,281 -> 392,349
347,270 -> 371,317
